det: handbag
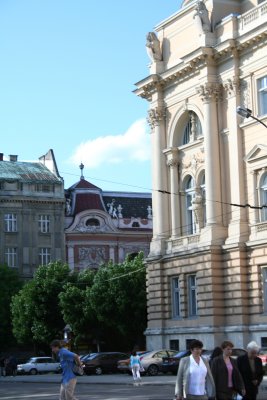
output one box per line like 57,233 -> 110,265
72,362 -> 84,376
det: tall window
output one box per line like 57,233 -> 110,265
39,248 -> 51,266
5,247 -> 17,267
262,267 -> 267,313
4,213 -> 17,232
188,274 -> 197,317
185,177 -> 196,235
260,174 -> 267,221
258,76 -> 267,116
182,112 -> 203,145
172,277 -> 181,318
38,215 -> 50,233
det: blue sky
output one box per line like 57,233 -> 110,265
0,0 -> 183,192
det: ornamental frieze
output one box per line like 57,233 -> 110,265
182,148 -> 205,171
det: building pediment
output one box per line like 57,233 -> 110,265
244,144 -> 267,164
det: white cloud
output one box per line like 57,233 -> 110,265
70,119 -> 150,168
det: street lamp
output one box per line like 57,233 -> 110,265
236,106 -> 267,128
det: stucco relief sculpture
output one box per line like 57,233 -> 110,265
79,246 -> 106,269
146,32 -> 162,62
193,0 -> 211,34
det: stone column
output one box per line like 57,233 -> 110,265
197,83 -> 226,243
224,77 -> 249,243
147,104 -> 169,254
67,245 -> 75,270
164,147 -> 180,238
109,246 -> 115,263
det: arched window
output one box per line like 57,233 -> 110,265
185,176 -> 196,235
182,112 -> 203,145
260,174 -> 267,221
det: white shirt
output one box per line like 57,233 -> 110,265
188,355 -> 207,395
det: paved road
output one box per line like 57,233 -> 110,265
1,373 -> 267,399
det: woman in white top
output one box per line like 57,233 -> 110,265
175,339 -> 215,400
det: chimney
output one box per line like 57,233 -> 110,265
9,155 -> 18,162
0,153 -> 3,161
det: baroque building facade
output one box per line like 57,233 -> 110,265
135,0 -> 267,350
64,166 -> 152,270
0,149 -> 65,278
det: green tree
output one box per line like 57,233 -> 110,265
59,269 -> 98,346
89,252 -> 147,349
0,265 -> 22,349
11,261 -> 72,345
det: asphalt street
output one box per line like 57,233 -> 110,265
1,373 -> 267,400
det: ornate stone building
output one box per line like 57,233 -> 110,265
0,149 -> 65,278
135,0 -> 267,350
64,166 -> 152,270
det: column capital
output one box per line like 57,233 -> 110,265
223,77 -> 241,97
147,107 -> 166,130
163,147 -> 179,168
196,82 -> 222,103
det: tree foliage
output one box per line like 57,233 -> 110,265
89,252 -> 147,348
10,254 -> 147,351
0,265 -> 22,349
59,269 -> 97,345
11,262 -> 72,345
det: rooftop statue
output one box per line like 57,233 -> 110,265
193,0 -> 211,33
146,32 -> 162,62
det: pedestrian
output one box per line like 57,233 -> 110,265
8,355 -> 18,376
174,339 -> 215,400
130,351 -> 142,386
209,346 -> 223,367
50,339 -> 82,400
237,341 -> 264,400
211,340 -> 245,400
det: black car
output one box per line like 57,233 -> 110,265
83,352 -> 129,375
161,349 -> 212,375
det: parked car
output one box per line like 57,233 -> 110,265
230,348 -> 247,359
258,348 -> 267,373
161,349 -> 212,375
17,357 -> 61,375
117,351 -> 149,374
161,347 -> 247,375
136,349 -> 178,376
83,352 -> 129,375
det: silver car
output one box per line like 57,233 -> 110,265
17,356 -> 61,375
139,349 -> 177,376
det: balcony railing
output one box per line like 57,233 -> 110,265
238,1 -> 267,33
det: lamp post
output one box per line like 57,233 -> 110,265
236,106 -> 267,128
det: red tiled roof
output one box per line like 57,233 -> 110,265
69,179 -> 100,190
